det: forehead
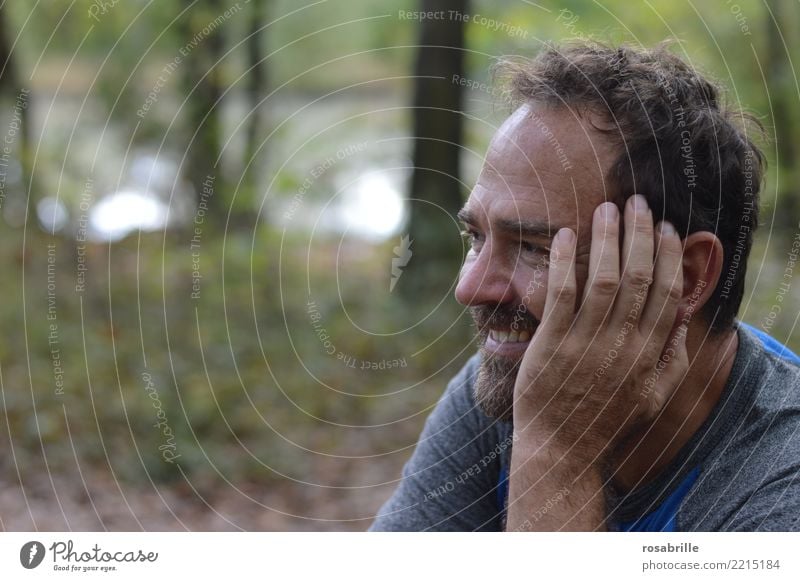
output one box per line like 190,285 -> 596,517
464,103 -> 617,236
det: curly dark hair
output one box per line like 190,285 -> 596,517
495,41 -> 766,333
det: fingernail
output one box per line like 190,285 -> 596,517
660,221 -> 676,236
556,228 -> 574,244
631,195 -> 648,212
600,203 -> 618,222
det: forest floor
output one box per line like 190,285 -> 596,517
0,460 -> 399,531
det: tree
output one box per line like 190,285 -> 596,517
180,0 -> 226,211
245,0 -> 268,175
401,0 -> 469,299
0,6 -> 32,196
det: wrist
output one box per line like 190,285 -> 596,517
512,421 -> 614,468
507,438 -> 608,531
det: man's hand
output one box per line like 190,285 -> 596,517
506,194 -> 688,531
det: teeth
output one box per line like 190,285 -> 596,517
489,329 -> 532,343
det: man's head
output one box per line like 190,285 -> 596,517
454,42 -> 766,421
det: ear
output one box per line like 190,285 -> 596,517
676,231 -> 724,325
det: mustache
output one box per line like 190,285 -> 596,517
469,303 -> 540,336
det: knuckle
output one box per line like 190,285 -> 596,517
657,243 -> 682,261
631,217 -> 653,235
554,252 -> 573,267
636,354 -> 655,375
666,281 -> 683,302
555,282 -> 577,302
625,268 -> 653,289
651,279 -> 682,304
591,274 -> 618,295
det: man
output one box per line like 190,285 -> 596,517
369,42 -> 800,531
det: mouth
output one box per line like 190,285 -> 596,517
487,329 -> 532,343
483,326 -> 534,357
469,304 -> 540,359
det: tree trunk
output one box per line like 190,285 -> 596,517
400,0 -> 468,299
246,0 -> 268,172
181,0 -> 225,214
0,6 -> 33,199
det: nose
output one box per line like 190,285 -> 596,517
454,247 -> 516,307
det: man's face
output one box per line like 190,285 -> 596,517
454,103 -> 618,420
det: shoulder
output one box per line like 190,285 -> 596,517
368,351 -> 510,531
740,322 -> 800,366
682,323 -> 800,530
739,322 -> 800,411
438,352 -> 482,411
423,351 -> 504,453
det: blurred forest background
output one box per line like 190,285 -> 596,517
0,0 -> 798,530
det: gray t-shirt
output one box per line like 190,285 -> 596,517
369,323 -> 800,531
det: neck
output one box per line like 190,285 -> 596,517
611,323 -> 740,492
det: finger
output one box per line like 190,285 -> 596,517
640,221 -> 683,338
578,202 -> 620,330
611,195 -> 654,328
541,227 -> 577,336
643,323 -> 689,420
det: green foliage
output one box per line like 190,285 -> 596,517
0,222 -> 470,489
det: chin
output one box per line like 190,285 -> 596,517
473,346 -> 521,422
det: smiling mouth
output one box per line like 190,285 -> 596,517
487,329 -> 532,343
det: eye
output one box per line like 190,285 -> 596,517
520,240 -> 551,266
460,228 -> 483,251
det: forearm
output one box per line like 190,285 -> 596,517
504,439 -> 607,532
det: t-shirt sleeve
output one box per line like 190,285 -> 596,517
722,353 -> 800,532
368,354 -> 509,531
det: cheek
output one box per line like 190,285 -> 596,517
514,267 -> 549,318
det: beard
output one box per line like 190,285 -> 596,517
469,303 -> 539,422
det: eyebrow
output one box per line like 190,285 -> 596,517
457,207 -> 559,240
